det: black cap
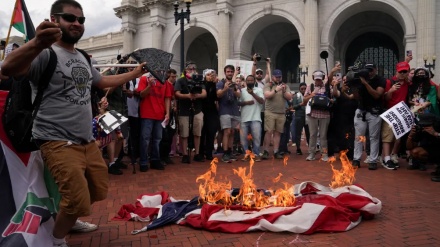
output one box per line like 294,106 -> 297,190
364,62 -> 377,70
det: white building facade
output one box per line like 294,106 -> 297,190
77,0 -> 439,84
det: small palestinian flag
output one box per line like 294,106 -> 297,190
12,0 -> 35,42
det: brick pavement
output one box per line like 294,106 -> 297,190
67,144 -> 440,247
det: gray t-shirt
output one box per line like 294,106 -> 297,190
28,45 -> 102,144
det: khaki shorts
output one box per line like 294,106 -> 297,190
264,111 -> 285,133
219,114 -> 241,130
178,112 -> 204,138
381,121 -> 396,142
40,141 -> 108,217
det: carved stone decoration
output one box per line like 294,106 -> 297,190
130,48 -> 174,84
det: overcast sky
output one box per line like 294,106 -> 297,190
1,0 -> 122,40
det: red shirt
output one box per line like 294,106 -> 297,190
384,76 -> 409,109
137,76 -> 172,120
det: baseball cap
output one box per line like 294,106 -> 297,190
364,62 -> 377,70
256,68 -> 263,73
312,71 -> 324,80
272,69 -> 282,77
396,62 -> 410,72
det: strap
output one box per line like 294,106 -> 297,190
32,47 -> 57,117
75,48 -> 91,65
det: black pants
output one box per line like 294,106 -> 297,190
199,112 -> 219,158
279,119 -> 292,153
294,116 -> 310,149
128,116 -> 140,164
260,112 -> 265,146
160,125 -> 176,160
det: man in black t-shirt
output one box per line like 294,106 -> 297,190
341,63 -> 385,170
174,62 -> 207,163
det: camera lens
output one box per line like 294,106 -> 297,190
256,54 -> 261,61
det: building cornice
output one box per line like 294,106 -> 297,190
114,4 -> 148,18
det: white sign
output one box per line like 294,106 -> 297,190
98,110 -> 128,134
225,59 -> 254,78
380,101 -> 415,139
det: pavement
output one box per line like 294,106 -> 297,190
67,143 -> 440,247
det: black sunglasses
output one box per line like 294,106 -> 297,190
53,13 -> 85,24
398,70 -> 408,74
256,72 -> 263,75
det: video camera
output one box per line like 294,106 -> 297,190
187,74 -> 204,94
346,61 -> 370,88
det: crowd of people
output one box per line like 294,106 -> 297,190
1,1 -> 440,246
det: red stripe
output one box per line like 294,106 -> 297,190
12,0 -> 24,25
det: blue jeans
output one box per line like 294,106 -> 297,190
139,119 -> 163,166
240,121 -> 262,155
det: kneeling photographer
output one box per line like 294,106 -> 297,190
174,61 -> 207,163
341,62 -> 386,170
406,113 -> 440,182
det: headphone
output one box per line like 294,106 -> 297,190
312,70 -> 326,81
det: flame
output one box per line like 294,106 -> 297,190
196,150 -> 296,208
329,150 -> 357,189
357,136 -> 366,142
345,133 -> 349,139
283,155 -> 289,166
196,158 -> 232,206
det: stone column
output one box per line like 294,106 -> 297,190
416,0 -> 436,67
151,22 -> 165,50
217,4 -> 233,79
304,0 -> 319,84
121,27 -> 136,55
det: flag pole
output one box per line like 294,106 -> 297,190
2,0 -> 19,60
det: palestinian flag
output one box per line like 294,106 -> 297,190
0,91 -> 59,246
11,0 -> 35,42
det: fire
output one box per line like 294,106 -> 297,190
329,150 -> 357,189
197,150 -> 296,208
196,158 -> 232,206
345,133 -> 349,139
357,136 -> 366,142
283,155 -> 289,166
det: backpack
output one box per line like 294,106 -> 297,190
3,47 -> 91,153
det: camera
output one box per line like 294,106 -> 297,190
345,61 -> 370,88
255,53 -> 261,61
187,74 -> 204,94
413,113 -> 439,142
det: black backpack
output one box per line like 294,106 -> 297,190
3,47 -> 91,153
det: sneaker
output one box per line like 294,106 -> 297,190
391,154 -> 399,164
205,155 -> 214,161
253,155 -> 262,162
70,219 -> 98,233
150,160 -> 165,170
321,154 -> 329,162
261,150 -> 270,160
306,153 -> 316,161
162,157 -> 174,165
368,163 -> 378,170
193,154 -> 205,162
53,242 -> 69,247
352,160 -> 361,168
181,155 -> 190,164
139,165 -> 148,172
108,165 -> 123,175
274,152 -> 284,159
431,176 -> 440,182
296,149 -> 303,155
221,153 -> 231,162
382,160 -> 397,170
114,160 -> 128,169
291,143 -> 296,147
215,146 -> 224,154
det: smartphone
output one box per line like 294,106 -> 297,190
335,73 -> 342,80
406,50 -> 412,57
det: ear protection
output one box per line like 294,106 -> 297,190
312,70 -> 326,81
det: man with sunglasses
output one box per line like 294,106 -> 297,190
1,1 -> 147,246
381,62 -> 410,170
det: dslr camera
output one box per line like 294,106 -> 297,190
187,74 -> 204,94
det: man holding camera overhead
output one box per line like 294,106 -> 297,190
175,61 -> 207,163
341,62 -> 386,170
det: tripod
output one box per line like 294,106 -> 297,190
187,102 -> 195,164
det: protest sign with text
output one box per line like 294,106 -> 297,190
380,101 -> 414,139
225,59 -> 254,77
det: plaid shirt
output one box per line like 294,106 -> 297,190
305,84 -> 332,119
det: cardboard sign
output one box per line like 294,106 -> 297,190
380,101 -> 414,139
98,110 -> 128,134
225,59 -> 254,78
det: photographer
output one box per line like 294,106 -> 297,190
406,113 -> 440,182
216,65 -> 241,162
175,62 -> 207,163
199,69 -> 219,160
341,62 -> 385,170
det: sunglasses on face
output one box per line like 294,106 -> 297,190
256,72 -> 263,75
398,70 -> 408,74
53,13 -> 86,24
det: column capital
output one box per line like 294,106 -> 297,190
121,27 -> 137,34
217,8 -> 233,15
151,21 -> 166,28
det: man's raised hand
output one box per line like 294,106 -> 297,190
34,20 -> 62,49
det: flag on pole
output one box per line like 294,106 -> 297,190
12,0 -> 35,42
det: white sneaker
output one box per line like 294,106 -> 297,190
321,154 -> 329,162
306,153 -> 316,161
291,143 -> 296,147
70,220 -> 98,233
